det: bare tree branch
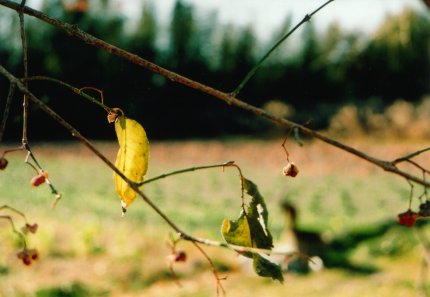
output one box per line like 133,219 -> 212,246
0,65 -> 296,259
0,0 -> 427,188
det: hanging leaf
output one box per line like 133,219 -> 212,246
221,214 -> 253,256
114,115 -> 150,209
242,179 -> 273,249
221,178 -> 282,281
253,254 -> 284,283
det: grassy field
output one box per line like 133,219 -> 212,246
0,138 -> 429,297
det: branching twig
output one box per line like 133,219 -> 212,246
0,65 -> 301,260
0,0 -> 427,188
393,147 -> 430,164
232,0 -> 335,96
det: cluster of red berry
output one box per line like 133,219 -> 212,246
17,248 -> 39,266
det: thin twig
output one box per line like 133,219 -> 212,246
0,65 -> 300,259
393,147 -> 430,164
23,142 -> 61,200
0,0 -> 427,188
0,215 -> 27,248
404,159 -> 430,175
0,83 -> 15,142
408,179 -> 415,209
0,205 -> 29,223
190,241 -> 226,297
281,136 -> 290,162
18,0 -> 28,145
139,161 -> 236,186
140,160 -> 246,205
232,0 -> 335,96
26,76 -> 113,112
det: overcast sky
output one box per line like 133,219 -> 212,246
122,0 -> 426,36
27,0 -> 427,39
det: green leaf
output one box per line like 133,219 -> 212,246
243,179 -> 273,249
253,254 -> 284,283
221,179 -> 273,249
221,214 -> 252,248
221,178 -> 280,280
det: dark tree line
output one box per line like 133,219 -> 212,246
0,0 -> 429,140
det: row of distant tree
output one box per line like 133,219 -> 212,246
0,0 -> 429,139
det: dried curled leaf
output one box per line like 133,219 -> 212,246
114,116 -> 149,209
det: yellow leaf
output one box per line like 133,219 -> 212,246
114,116 -> 149,209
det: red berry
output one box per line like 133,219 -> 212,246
17,250 -> 32,265
22,256 -> 32,266
30,174 -> 46,187
174,251 -> 187,262
283,162 -> 299,177
0,157 -> 8,170
17,248 -> 38,265
398,210 -> 419,227
29,249 -> 39,260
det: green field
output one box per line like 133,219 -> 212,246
0,139 -> 429,297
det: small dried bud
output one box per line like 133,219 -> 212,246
0,157 -> 8,170
398,210 -> 419,227
107,112 -> 118,123
283,162 -> 299,177
30,172 -> 48,187
21,223 -> 38,234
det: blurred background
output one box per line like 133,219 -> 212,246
1,1 -> 430,296
0,0 -> 429,140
